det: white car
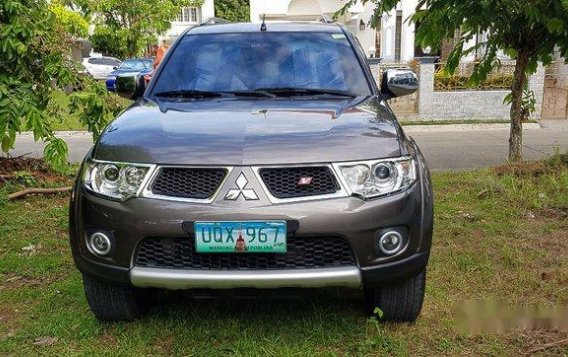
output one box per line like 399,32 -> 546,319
82,56 -> 122,80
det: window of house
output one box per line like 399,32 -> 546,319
176,7 -> 200,23
394,10 -> 402,61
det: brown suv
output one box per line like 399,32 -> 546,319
69,22 -> 433,322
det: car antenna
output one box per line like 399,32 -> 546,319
260,14 -> 267,32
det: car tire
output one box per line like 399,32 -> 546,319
82,274 -> 153,321
364,270 -> 426,322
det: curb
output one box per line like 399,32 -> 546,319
402,122 -> 541,133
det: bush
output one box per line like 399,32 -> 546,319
434,68 -> 513,91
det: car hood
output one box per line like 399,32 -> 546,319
93,96 -> 404,165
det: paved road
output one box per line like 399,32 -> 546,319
4,121 -> 568,171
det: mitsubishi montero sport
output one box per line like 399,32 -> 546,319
69,22 -> 433,322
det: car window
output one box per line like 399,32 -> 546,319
119,59 -> 152,71
152,32 -> 371,96
88,58 -> 104,65
102,58 -> 121,66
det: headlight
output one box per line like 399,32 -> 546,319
335,157 -> 416,199
83,161 -> 153,201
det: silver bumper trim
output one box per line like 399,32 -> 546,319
130,267 -> 362,289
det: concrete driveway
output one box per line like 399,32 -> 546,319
4,121 -> 568,171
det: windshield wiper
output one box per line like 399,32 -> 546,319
224,90 -> 277,98
255,87 -> 358,98
154,90 -> 225,98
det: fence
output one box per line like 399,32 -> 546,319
434,61 -> 515,91
542,60 -> 568,119
376,60 -> 419,116
371,58 -> 546,121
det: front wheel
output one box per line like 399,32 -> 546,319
364,270 -> 426,322
82,274 -> 154,321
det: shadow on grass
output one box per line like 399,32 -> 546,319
147,287 -> 366,321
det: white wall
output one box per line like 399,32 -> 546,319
163,0 -> 215,40
379,0 -> 417,62
249,0 -> 378,57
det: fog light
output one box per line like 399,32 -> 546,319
88,232 -> 112,256
378,231 -> 403,255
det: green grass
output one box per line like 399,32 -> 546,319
1,161 -> 567,356
49,91 -> 129,131
49,91 -> 85,131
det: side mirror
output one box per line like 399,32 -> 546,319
113,66 -> 118,70
115,74 -> 145,100
381,69 -> 418,99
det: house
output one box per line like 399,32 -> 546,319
248,0 -> 491,63
249,0 -> 378,57
160,0 -> 216,43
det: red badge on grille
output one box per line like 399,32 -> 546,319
298,177 -> 313,186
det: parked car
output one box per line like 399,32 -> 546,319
105,58 -> 154,92
70,22 -> 432,322
81,56 -> 122,80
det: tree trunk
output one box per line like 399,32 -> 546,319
509,51 -> 530,162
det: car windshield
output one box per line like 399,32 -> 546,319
119,59 -> 152,70
152,32 -> 371,97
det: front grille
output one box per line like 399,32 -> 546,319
135,236 -> 356,270
258,166 -> 339,199
151,167 -> 227,199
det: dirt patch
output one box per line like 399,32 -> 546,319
0,307 -> 21,339
0,273 -> 65,291
537,206 -> 568,220
0,157 -> 72,186
493,154 -> 568,178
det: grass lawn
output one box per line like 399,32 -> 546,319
49,91 -> 129,131
0,158 -> 567,355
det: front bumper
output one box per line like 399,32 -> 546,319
70,150 -> 433,290
131,266 -> 362,289
105,79 -> 116,92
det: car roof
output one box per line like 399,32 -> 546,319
186,22 -> 345,35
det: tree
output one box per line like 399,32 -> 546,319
215,0 -> 250,22
74,0 -> 203,58
49,0 -> 89,38
339,0 -> 568,162
1,0 -> 122,171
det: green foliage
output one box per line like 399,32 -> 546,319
90,27 -> 131,59
69,80 -> 125,140
503,87 -> 537,121
49,1 -> 89,38
74,0 -> 203,58
214,0 -> 250,22
0,0 -> 124,172
0,0 -> 74,172
13,171 -> 38,186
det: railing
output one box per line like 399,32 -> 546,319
434,61 -> 515,91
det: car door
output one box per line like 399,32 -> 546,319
88,58 -> 105,79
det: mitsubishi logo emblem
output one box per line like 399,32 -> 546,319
224,173 -> 259,201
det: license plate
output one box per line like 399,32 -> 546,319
194,221 -> 287,253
